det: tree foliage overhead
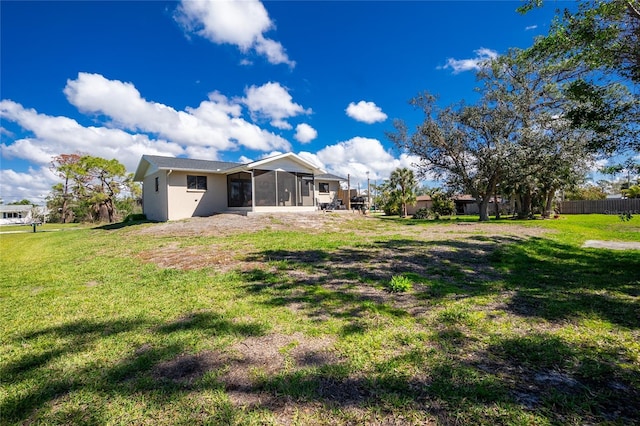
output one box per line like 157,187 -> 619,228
521,0 -> 640,83
520,0 -> 640,154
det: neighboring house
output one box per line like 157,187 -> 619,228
406,195 -> 433,216
133,153 -> 345,221
0,205 -> 33,225
453,195 -> 479,215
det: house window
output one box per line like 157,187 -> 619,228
187,175 -> 207,191
319,182 -> 330,193
155,177 -> 159,192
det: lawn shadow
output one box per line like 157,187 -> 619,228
241,235 -> 519,328
494,237 -> 640,328
94,219 -> 157,231
1,311 -> 267,424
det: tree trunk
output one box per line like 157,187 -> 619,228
494,192 -> 501,219
518,190 -> 533,219
478,197 -> 491,221
542,188 -> 555,218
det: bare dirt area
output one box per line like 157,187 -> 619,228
133,213 -> 550,280
134,212 -> 361,238
133,211 -> 551,240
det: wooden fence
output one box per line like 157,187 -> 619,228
559,199 -> 640,214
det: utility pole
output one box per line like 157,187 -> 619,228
366,171 -> 370,211
347,174 -> 351,210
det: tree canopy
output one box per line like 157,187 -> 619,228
48,154 -> 139,223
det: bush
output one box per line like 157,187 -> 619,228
386,275 -> 413,293
412,208 -> 432,219
431,193 -> 456,217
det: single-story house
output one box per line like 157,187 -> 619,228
406,195 -> 433,216
0,205 -> 33,225
453,195 -> 479,215
133,153 -> 345,221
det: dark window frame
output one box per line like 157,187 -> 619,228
187,175 -> 207,191
155,176 -> 159,192
319,182 -> 330,193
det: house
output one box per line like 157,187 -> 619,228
406,195 -> 433,216
453,195 -> 479,215
0,205 -> 33,225
133,153 -> 345,221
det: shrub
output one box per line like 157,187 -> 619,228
387,275 -> 413,292
412,208 -> 432,219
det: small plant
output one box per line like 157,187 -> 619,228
412,208 -> 432,220
619,211 -> 633,221
387,275 -> 413,292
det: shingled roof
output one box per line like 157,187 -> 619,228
134,155 -> 240,180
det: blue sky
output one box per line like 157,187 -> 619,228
1,0 -> 563,203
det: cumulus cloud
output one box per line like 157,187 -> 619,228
0,166 -> 59,204
294,123 -> 317,143
439,47 -> 499,74
174,0 -> 295,67
63,73 -> 291,154
345,101 -> 388,124
0,99 -> 184,171
241,82 -> 311,130
314,137 -> 422,186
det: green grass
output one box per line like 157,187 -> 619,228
1,214 -> 638,425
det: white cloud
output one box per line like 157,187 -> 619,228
0,167 -> 58,205
345,101 -> 388,124
294,123 -> 317,144
314,137 -> 423,186
174,0 -> 295,67
63,72 -> 291,154
0,99 -> 184,171
525,25 -> 538,31
241,82 -> 311,129
440,47 -> 499,74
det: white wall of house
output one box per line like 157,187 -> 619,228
142,170 -> 168,221
166,171 -> 227,220
315,181 -> 341,205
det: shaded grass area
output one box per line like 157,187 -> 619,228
1,215 -> 638,425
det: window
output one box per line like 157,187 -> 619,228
155,177 -> 159,192
187,175 -> 207,191
319,182 -> 330,193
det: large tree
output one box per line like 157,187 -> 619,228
49,154 -> 132,223
49,153 -> 84,223
388,94 -> 514,221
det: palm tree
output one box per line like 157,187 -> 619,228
622,184 -> 640,199
389,167 -> 418,217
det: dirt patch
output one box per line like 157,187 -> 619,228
583,240 -> 640,250
136,241 -> 243,271
152,332 -> 342,406
134,212 -> 361,238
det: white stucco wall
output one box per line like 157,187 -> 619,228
142,171 -> 168,221
315,181 -> 341,205
166,171 -> 227,220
